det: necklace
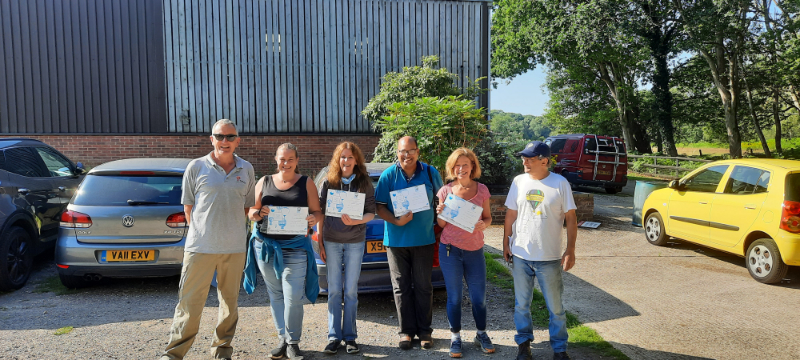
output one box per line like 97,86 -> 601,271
456,180 -> 474,190
278,174 -> 293,184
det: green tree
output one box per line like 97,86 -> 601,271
676,0 -> 796,158
373,96 -> 488,172
489,110 -> 551,148
627,0 -> 689,156
542,68 -> 625,138
362,55 -> 482,124
491,0 -> 653,153
363,55 -> 485,162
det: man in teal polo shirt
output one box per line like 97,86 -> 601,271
375,136 -> 444,351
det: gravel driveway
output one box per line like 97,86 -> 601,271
1,251 -> 606,359
2,182 -> 799,359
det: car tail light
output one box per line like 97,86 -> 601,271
57,264 -> 69,269
780,200 -> 800,233
166,212 -> 187,228
60,210 -> 92,228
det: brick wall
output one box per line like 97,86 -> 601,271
572,192 -> 595,222
490,195 -> 509,225
1,134 -> 381,177
489,192 -> 594,225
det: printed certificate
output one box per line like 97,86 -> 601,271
325,190 -> 366,220
390,184 -> 430,217
438,194 -> 483,232
262,206 -> 309,235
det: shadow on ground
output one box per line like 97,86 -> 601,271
610,342 -> 715,360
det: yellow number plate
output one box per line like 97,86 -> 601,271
597,170 -> 612,176
366,241 -> 386,254
102,250 -> 155,262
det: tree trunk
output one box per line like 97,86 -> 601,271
649,36 -> 678,156
597,63 -> 636,152
619,119 -> 634,153
773,90 -> 783,154
789,84 -> 800,112
631,120 -> 653,153
723,97 -> 743,158
743,79 -> 771,157
655,131 -> 663,153
699,39 -> 742,159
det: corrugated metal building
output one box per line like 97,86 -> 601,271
0,0 -> 491,173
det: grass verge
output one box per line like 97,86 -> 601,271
33,276 -> 78,296
484,253 -> 629,360
54,326 -> 74,335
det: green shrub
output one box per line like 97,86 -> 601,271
364,55 -> 486,164
474,133 -> 524,186
362,55 -> 483,125
372,96 -> 488,175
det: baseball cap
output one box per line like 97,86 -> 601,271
515,141 -> 551,158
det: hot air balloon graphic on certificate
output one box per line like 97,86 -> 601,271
390,185 -> 430,217
438,194 -> 483,232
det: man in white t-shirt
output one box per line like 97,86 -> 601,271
502,141 -> 577,360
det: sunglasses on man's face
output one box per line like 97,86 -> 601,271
212,134 -> 238,141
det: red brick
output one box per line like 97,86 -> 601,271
2,134 -> 380,177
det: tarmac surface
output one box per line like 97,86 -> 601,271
482,182 -> 800,359
1,181 -> 799,359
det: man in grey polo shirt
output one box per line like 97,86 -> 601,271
160,119 -> 256,360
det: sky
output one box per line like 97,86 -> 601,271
489,67 -> 549,117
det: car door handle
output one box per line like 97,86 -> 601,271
698,201 -> 708,205
744,204 -> 756,210
58,186 -> 66,191
18,188 -> 30,195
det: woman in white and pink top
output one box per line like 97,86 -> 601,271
435,147 -> 495,358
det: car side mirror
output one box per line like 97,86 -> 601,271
75,162 -> 86,175
668,180 -> 682,190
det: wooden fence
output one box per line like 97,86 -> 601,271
162,0 -> 491,134
628,154 -> 713,178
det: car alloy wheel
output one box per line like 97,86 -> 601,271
645,217 -> 660,240
0,226 -> 34,291
748,244 -> 773,277
746,238 -> 789,284
643,212 -> 669,246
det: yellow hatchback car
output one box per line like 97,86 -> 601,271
642,159 -> 800,283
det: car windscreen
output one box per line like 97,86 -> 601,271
787,173 -> 800,202
72,175 -> 183,206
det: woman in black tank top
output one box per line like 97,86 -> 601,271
246,143 -> 322,358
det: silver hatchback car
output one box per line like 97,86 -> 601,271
55,158 -> 191,288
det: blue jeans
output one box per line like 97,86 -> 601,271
324,241 -> 365,341
511,258 -> 568,352
438,242 -> 486,333
254,240 -> 308,344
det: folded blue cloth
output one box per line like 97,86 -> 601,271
242,224 -> 319,303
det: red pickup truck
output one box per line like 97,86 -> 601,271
545,134 -> 628,194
